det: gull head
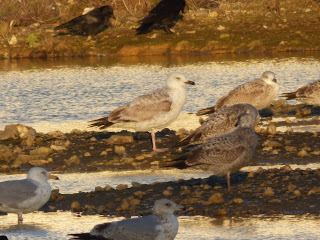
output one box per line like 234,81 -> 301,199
167,73 -> 195,89
27,167 -> 59,183
235,110 -> 258,129
261,71 -> 277,83
153,199 -> 184,215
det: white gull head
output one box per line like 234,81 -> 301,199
261,71 -> 277,84
153,199 -> 184,215
166,73 -> 195,89
27,167 -> 50,184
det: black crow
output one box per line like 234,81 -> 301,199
55,5 -> 115,38
136,0 -> 186,35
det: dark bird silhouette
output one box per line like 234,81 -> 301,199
136,0 -> 186,35
55,5 -> 115,38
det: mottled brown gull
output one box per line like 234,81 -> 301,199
0,167 -> 58,224
169,113 -> 258,192
177,104 -> 259,147
198,71 -> 279,115
89,73 -> 195,152
69,199 -> 183,240
281,80 -> 320,105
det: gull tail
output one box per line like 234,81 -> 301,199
164,155 -> 189,169
196,106 -> 215,116
281,91 -> 298,100
88,117 -> 114,129
68,233 -> 102,239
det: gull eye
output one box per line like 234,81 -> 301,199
165,203 -> 171,207
176,77 -> 181,80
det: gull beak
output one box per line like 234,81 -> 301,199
273,78 -> 277,83
175,204 -> 186,211
185,80 -> 195,85
49,174 -> 59,180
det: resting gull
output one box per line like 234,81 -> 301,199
69,199 -> 184,240
281,80 -> 320,105
89,73 -> 195,152
177,104 -> 259,147
168,113 -> 258,192
197,71 -> 279,115
0,167 -> 58,224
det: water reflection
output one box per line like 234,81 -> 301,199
1,212 -> 319,239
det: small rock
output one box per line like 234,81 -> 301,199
131,182 -> 142,188
217,25 -> 225,31
95,186 -> 105,192
233,198 -> 244,204
90,137 -> 97,142
0,145 -> 14,162
29,160 -> 49,166
281,165 -> 292,171
208,193 -> 224,204
50,189 -> 60,201
116,184 -> 128,191
84,152 -> 91,157
162,189 -> 172,197
50,145 -> 66,151
180,198 -> 199,205
118,200 -> 129,211
287,183 -> 296,192
30,147 -> 53,157
268,199 -> 281,204
285,146 -> 297,152
292,190 -> 301,197
307,186 -> 320,196
263,187 -> 275,197
106,135 -> 134,145
104,185 -> 113,191
71,201 -> 82,212
297,149 -> 308,157
129,198 -> 140,206
266,123 -> 277,135
100,151 -> 108,156
217,208 -> 228,215
64,155 -> 81,166
114,145 -> 126,155
134,191 -> 146,198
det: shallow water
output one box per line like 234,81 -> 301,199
1,53 -> 320,133
0,212 -> 319,240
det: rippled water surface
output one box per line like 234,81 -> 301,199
1,53 -> 320,133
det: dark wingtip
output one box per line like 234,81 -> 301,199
196,107 -> 215,116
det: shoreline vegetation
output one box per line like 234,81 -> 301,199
0,0 -> 319,59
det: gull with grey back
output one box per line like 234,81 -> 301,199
89,73 -> 195,152
177,104 -> 259,147
0,167 -> 58,224
198,71 -> 279,115
69,199 -> 183,240
169,113 -> 258,192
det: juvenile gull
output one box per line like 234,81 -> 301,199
177,104 -> 259,147
89,73 -> 195,152
169,113 -> 258,192
69,199 -> 183,240
198,71 -> 279,115
0,167 -> 58,224
281,80 -> 320,105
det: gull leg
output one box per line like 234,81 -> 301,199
227,171 -> 231,192
151,129 -> 168,152
18,213 -> 23,224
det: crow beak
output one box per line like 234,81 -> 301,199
49,174 -> 59,180
185,81 -> 195,85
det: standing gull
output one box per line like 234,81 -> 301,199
197,71 -> 279,115
177,104 -> 259,147
281,80 -> 320,105
69,199 -> 183,240
0,167 -> 58,224
89,73 -> 195,152
168,113 -> 258,192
